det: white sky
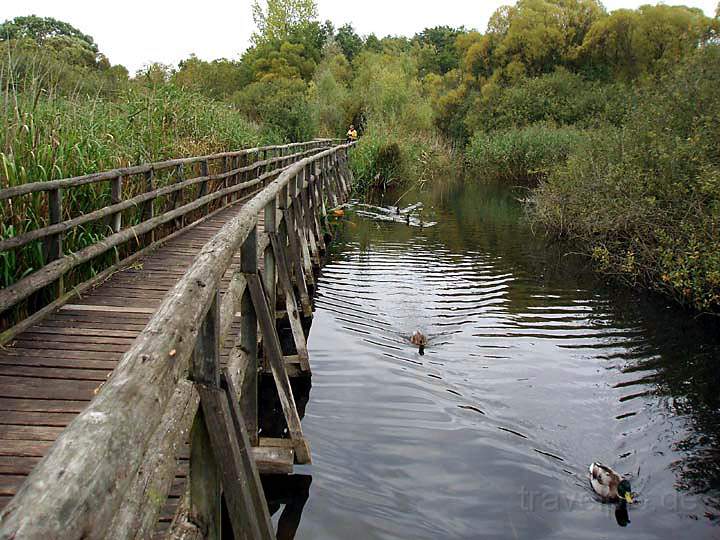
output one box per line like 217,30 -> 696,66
1,0 -> 717,74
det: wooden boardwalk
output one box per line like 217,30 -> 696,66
0,141 -> 354,539
0,203 -> 258,514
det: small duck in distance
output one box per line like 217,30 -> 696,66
410,331 -> 427,355
589,462 -> 634,504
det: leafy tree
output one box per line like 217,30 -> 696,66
233,77 -> 316,141
413,26 -> 465,75
364,34 -> 383,52
251,0 -> 318,44
487,0 -> 605,76
173,56 -> 244,99
577,5 -> 714,79
0,15 -> 98,52
335,24 -> 363,61
0,15 -> 103,69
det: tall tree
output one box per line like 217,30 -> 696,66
251,0 -> 318,44
0,15 -> 98,52
335,24 -> 363,61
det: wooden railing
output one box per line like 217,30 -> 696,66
0,140 -> 332,343
0,142 -> 355,539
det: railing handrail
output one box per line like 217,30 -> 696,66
0,142 -> 355,538
0,139 -> 333,200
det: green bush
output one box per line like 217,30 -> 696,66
232,77 -> 317,142
530,46 -> 720,311
466,68 -> 632,133
465,124 -> 587,183
349,123 -> 456,192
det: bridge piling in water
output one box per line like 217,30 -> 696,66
0,140 -> 354,539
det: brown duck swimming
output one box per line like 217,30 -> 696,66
411,331 -> 427,355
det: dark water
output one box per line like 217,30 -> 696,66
281,182 -> 720,539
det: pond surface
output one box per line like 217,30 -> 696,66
286,182 -> 720,539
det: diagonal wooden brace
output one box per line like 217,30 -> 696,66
196,382 -> 274,540
281,210 -> 312,317
246,273 -> 312,464
269,233 -> 310,372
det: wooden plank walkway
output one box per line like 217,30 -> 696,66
0,199 -> 270,514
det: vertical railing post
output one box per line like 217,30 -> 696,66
46,188 -> 63,298
189,292 -> 222,540
222,156 -> 229,207
263,198 -> 277,320
141,169 -> 155,246
110,176 -> 122,264
240,227 -> 259,445
111,176 -> 122,233
199,159 -> 210,217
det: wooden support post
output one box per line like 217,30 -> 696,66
292,172 -> 314,285
299,172 -> 319,265
263,198 -> 277,322
222,156 -> 229,207
110,176 -> 122,233
172,163 -> 185,230
46,188 -> 63,298
269,233 -> 310,372
307,166 -> 326,253
189,292 -> 221,540
141,169 -> 156,245
199,160 -> 210,216
221,371 -> 275,538
240,227 -> 259,445
281,209 -> 312,317
231,156 -> 239,201
110,176 -> 122,263
197,378 -> 274,540
246,273 -> 311,464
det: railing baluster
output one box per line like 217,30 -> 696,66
141,169 -> 155,245
240,227 -> 259,445
263,197 -> 277,321
190,292 -> 221,539
47,188 -> 63,298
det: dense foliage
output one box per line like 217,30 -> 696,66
2,0 -> 720,310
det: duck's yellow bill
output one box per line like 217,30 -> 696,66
624,493 -> 634,504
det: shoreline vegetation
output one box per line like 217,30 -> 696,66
1,1 -> 720,312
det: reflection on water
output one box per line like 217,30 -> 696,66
283,181 -> 720,539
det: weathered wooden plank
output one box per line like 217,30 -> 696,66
221,370 -> 274,529
0,376 -> 99,401
250,447 -> 293,475
245,274 -> 310,464
197,381 -> 273,540
0,398 -> 89,413
0,475 -> 25,496
0,425 -> 65,441
0,439 -> 52,458
0,457 -> 41,475
239,228 -> 259,446
268,234 -> 309,371
279,215 -> 311,317
0,364 -> 110,381
106,380 -> 199,540
0,410 -> 77,427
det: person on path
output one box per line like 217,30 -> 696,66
346,125 -> 358,143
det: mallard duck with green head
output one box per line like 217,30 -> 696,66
589,462 -> 633,504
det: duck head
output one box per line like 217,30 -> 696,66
618,480 -> 633,504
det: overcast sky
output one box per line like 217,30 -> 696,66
1,1 -> 717,73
